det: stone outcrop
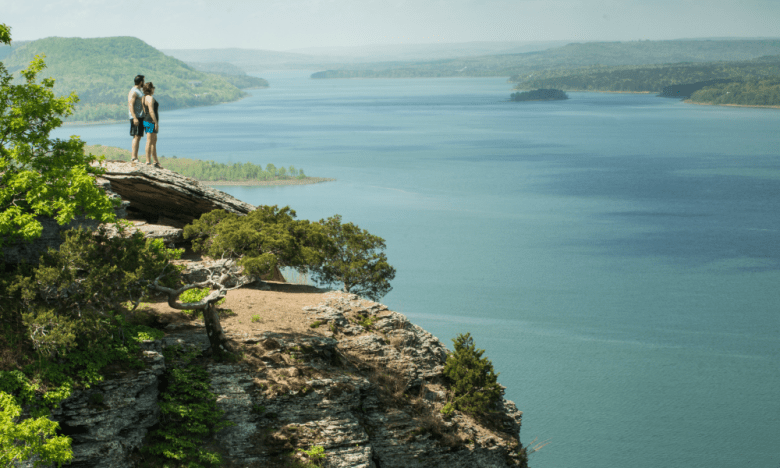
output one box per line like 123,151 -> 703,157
97,161 -> 255,227
31,292 -> 523,467
18,345 -> 165,468
2,162 -> 250,264
146,292 -> 524,467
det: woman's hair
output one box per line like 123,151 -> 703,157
143,82 -> 155,95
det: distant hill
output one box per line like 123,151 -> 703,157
511,56 -> 780,93
309,39 -> 780,79
287,40 -> 571,62
161,41 -> 572,71
185,61 -> 269,89
689,78 -> 780,107
0,40 -> 29,60
162,48 -> 323,72
1,37 -> 266,122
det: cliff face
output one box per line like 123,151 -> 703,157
33,292 -> 523,467
17,165 -> 525,467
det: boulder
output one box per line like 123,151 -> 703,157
97,161 -> 255,227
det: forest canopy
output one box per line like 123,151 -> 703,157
0,37 -> 267,122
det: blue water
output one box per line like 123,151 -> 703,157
56,72 -> 780,468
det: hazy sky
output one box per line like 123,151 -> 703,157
3,0 -> 779,51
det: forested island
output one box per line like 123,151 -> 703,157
0,37 -> 268,122
86,145 -> 335,185
511,89 -> 568,102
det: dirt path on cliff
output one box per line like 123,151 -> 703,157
141,281 -> 336,338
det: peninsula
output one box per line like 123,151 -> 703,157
86,144 -> 335,186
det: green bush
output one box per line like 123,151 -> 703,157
8,227 -> 181,358
142,345 -> 232,467
442,333 -> 503,415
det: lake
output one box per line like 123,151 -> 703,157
56,71 -> 780,468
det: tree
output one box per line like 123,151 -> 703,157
0,23 -> 116,249
150,259 -> 251,355
180,206 -> 328,353
183,206 -> 327,278
442,333 -> 503,415
311,215 -> 396,301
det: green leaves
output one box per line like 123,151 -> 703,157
1,36 -> 247,122
143,345 -> 231,467
184,208 -> 396,301
0,391 -> 73,468
0,30 -> 117,249
442,333 -> 503,416
311,215 -> 396,301
184,206 -> 327,277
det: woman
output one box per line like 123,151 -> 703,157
142,82 -> 162,168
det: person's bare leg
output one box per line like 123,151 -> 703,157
145,133 -> 152,164
149,133 -> 159,164
131,135 -> 141,161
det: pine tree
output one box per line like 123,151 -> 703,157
442,333 -> 503,415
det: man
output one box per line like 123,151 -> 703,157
128,74 -> 145,163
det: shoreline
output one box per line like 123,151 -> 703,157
512,88 -> 654,94
683,100 -> 780,110
200,177 -> 335,186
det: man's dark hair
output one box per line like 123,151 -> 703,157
134,75 -> 145,86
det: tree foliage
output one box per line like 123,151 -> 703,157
0,24 -> 116,249
183,206 -> 327,278
442,333 -> 503,415
184,208 -> 397,301
142,345 -> 231,467
7,226 -> 181,357
311,215 -> 396,301
511,56 -> 780,95
0,391 -> 72,467
689,77 -> 780,106
1,36 -> 255,122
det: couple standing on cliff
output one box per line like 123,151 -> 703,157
128,74 -> 162,168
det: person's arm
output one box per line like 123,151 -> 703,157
147,96 -> 158,129
128,89 -> 138,124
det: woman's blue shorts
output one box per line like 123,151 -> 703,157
143,121 -> 157,134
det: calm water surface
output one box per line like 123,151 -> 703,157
57,72 -> 780,468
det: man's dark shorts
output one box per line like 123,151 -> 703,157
130,119 -> 144,136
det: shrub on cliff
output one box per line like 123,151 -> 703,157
8,226 -> 181,357
442,333 -> 503,415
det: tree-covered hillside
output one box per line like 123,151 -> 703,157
1,37 -> 261,122
689,78 -> 780,106
310,39 -> 780,79
510,56 -> 780,93
185,61 -> 269,89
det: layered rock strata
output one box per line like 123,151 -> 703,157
158,292 -> 524,467
97,161 -> 255,227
